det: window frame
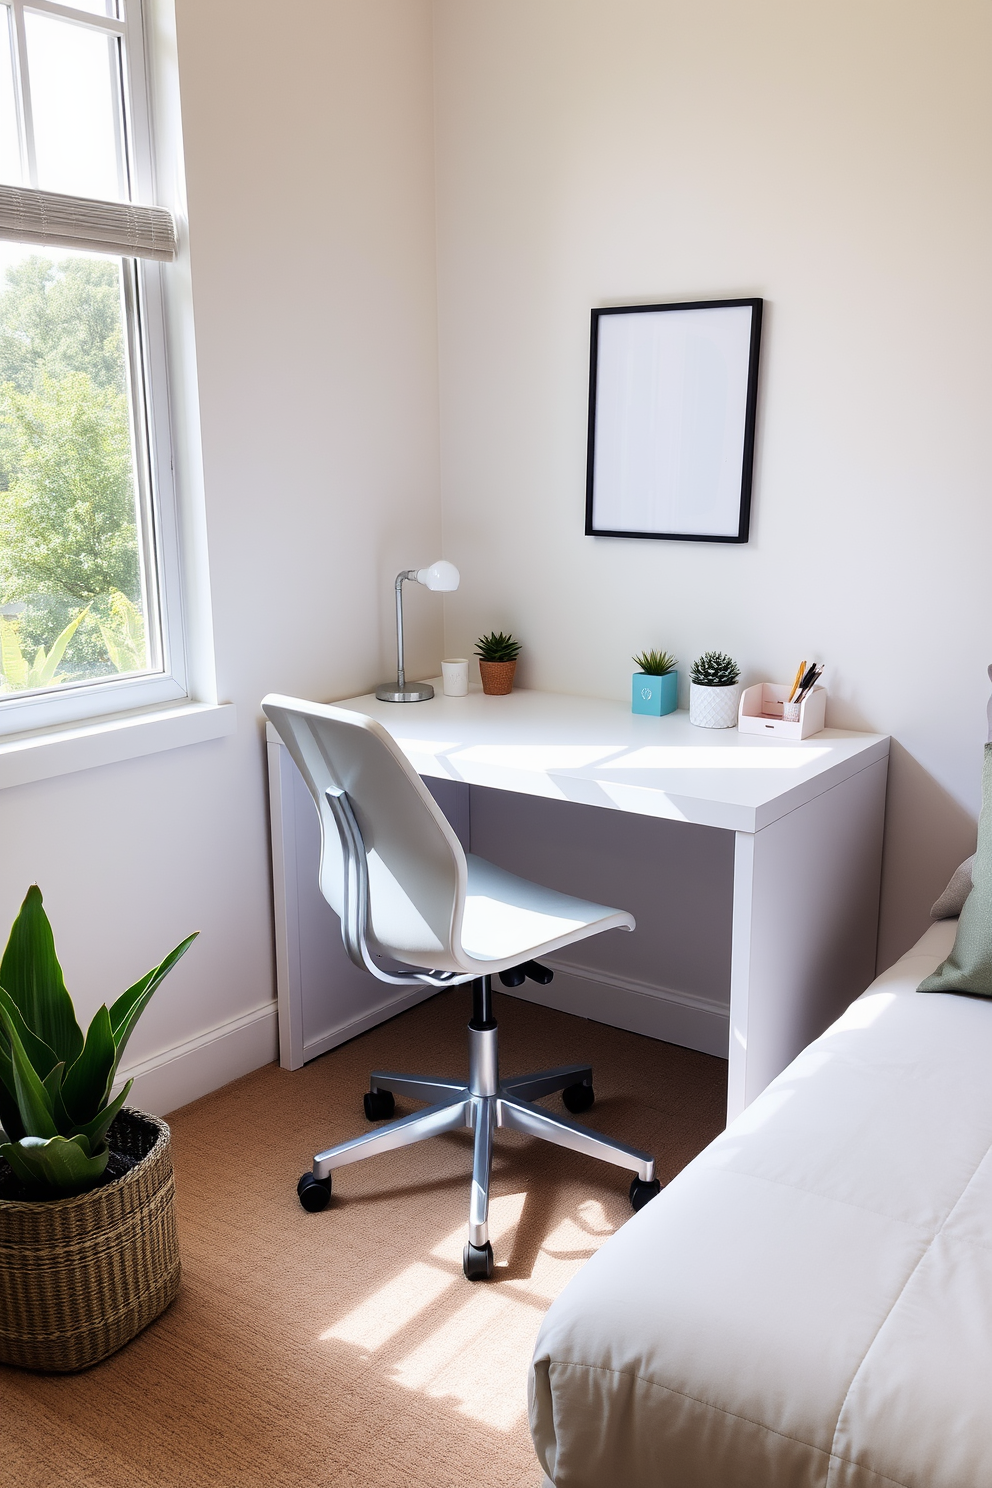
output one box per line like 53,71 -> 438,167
0,0 -> 192,737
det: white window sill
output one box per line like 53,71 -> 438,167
0,700 -> 237,791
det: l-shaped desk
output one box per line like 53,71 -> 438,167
266,684 -> 888,1122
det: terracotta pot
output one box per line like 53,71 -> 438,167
479,659 -> 517,695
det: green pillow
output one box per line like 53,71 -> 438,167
919,743 -> 992,996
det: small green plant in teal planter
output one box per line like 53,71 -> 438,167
632,649 -> 678,716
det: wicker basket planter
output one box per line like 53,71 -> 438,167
479,659 -> 517,695
0,1108 -> 180,1372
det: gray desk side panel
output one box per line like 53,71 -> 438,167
467,785 -> 734,1058
729,753 -> 888,1116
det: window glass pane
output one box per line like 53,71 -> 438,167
0,8 -> 21,185
25,12 -> 124,199
0,245 -> 156,695
53,2 -> 120,17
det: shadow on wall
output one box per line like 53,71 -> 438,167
877,740 -> 978,974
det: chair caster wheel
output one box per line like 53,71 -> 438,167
297,1172 -> 332,1211
463,1241 -> 494,1281
364,1089 -> 395,1121
629,1176 -> 661,1212
562,1081 -> 594,1114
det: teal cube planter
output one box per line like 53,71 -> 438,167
632,671 -> 678,716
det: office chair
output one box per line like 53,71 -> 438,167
262,694 -> 661,1280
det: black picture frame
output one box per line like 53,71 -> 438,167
585,297 -> 763,544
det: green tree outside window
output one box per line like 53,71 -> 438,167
0,254 -> 148,693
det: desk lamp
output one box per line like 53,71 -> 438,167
375,560 -> 459,702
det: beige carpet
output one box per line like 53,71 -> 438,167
1,987 -> 726,1488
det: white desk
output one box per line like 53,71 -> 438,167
266,685 -> 888,1121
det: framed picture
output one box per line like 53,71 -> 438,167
585,298 -> 762,543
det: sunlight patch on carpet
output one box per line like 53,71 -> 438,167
317,1191 -> 616,1432
391,1288 -> 545,1431
321,1261 -> 457,1350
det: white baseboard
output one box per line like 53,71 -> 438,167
301,981 -> 441,1065
502,963 -> 730,1059
110,968 -> 725,1120
113,1001 -> 278,1117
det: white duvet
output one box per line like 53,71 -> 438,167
530,920 -> 992,1487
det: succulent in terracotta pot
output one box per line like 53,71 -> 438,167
475,631 -> 521,695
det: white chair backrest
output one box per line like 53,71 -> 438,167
262,695 -> 467,965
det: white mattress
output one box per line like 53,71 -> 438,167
530,920 -> 992,1487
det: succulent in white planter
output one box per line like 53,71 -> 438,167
689,651 -> 741,729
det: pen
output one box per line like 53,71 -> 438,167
789,660 -> 806,702
796,665 -> 824,705
794,663 -> 817,699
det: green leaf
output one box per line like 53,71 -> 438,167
98,621 -> 121,672
0,985 -> 60,1139
0,983 -> 59,1084
0,886 -> 83,1068
1,1133 -> 107,1196
39,1058 -> 76,1132
72,1077 -> 131,1152
0,1074 -> 24,1142
98,592 -> 145,674
34,605 -> 89,687
0,1027 -> 16,1108
108,932 -> 197,1075
60,1004 -> 115,1125
0,616 -> 27,688
41,1059 -> 64,1104
0,1003 -> 58,1138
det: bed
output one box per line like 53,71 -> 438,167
529,917 -> 992,1487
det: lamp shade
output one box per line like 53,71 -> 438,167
416,560 -> 460,592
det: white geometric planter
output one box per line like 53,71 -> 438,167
689,681 -> 741,729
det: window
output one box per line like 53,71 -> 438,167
0,0 -> 187,735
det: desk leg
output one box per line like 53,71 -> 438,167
727,756 -> 888,1122
268,739 -> 307,1070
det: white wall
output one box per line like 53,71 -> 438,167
0,0 -> 443,1110
432,0 -> 992,969
2,2 -> 984,1115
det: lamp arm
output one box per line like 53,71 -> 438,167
324,786 -> 464,989
393,570 -> 418,690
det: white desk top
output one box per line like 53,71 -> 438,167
289,683 -> 887,834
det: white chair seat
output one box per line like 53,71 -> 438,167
459,855 -> 634,969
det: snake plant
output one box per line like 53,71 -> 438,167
0,886 -> 196,1197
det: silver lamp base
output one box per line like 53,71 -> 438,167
375,682 -> 435,703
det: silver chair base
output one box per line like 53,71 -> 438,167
310,1021 -> 657,1253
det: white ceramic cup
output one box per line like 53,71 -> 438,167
441,658 -> 469,696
